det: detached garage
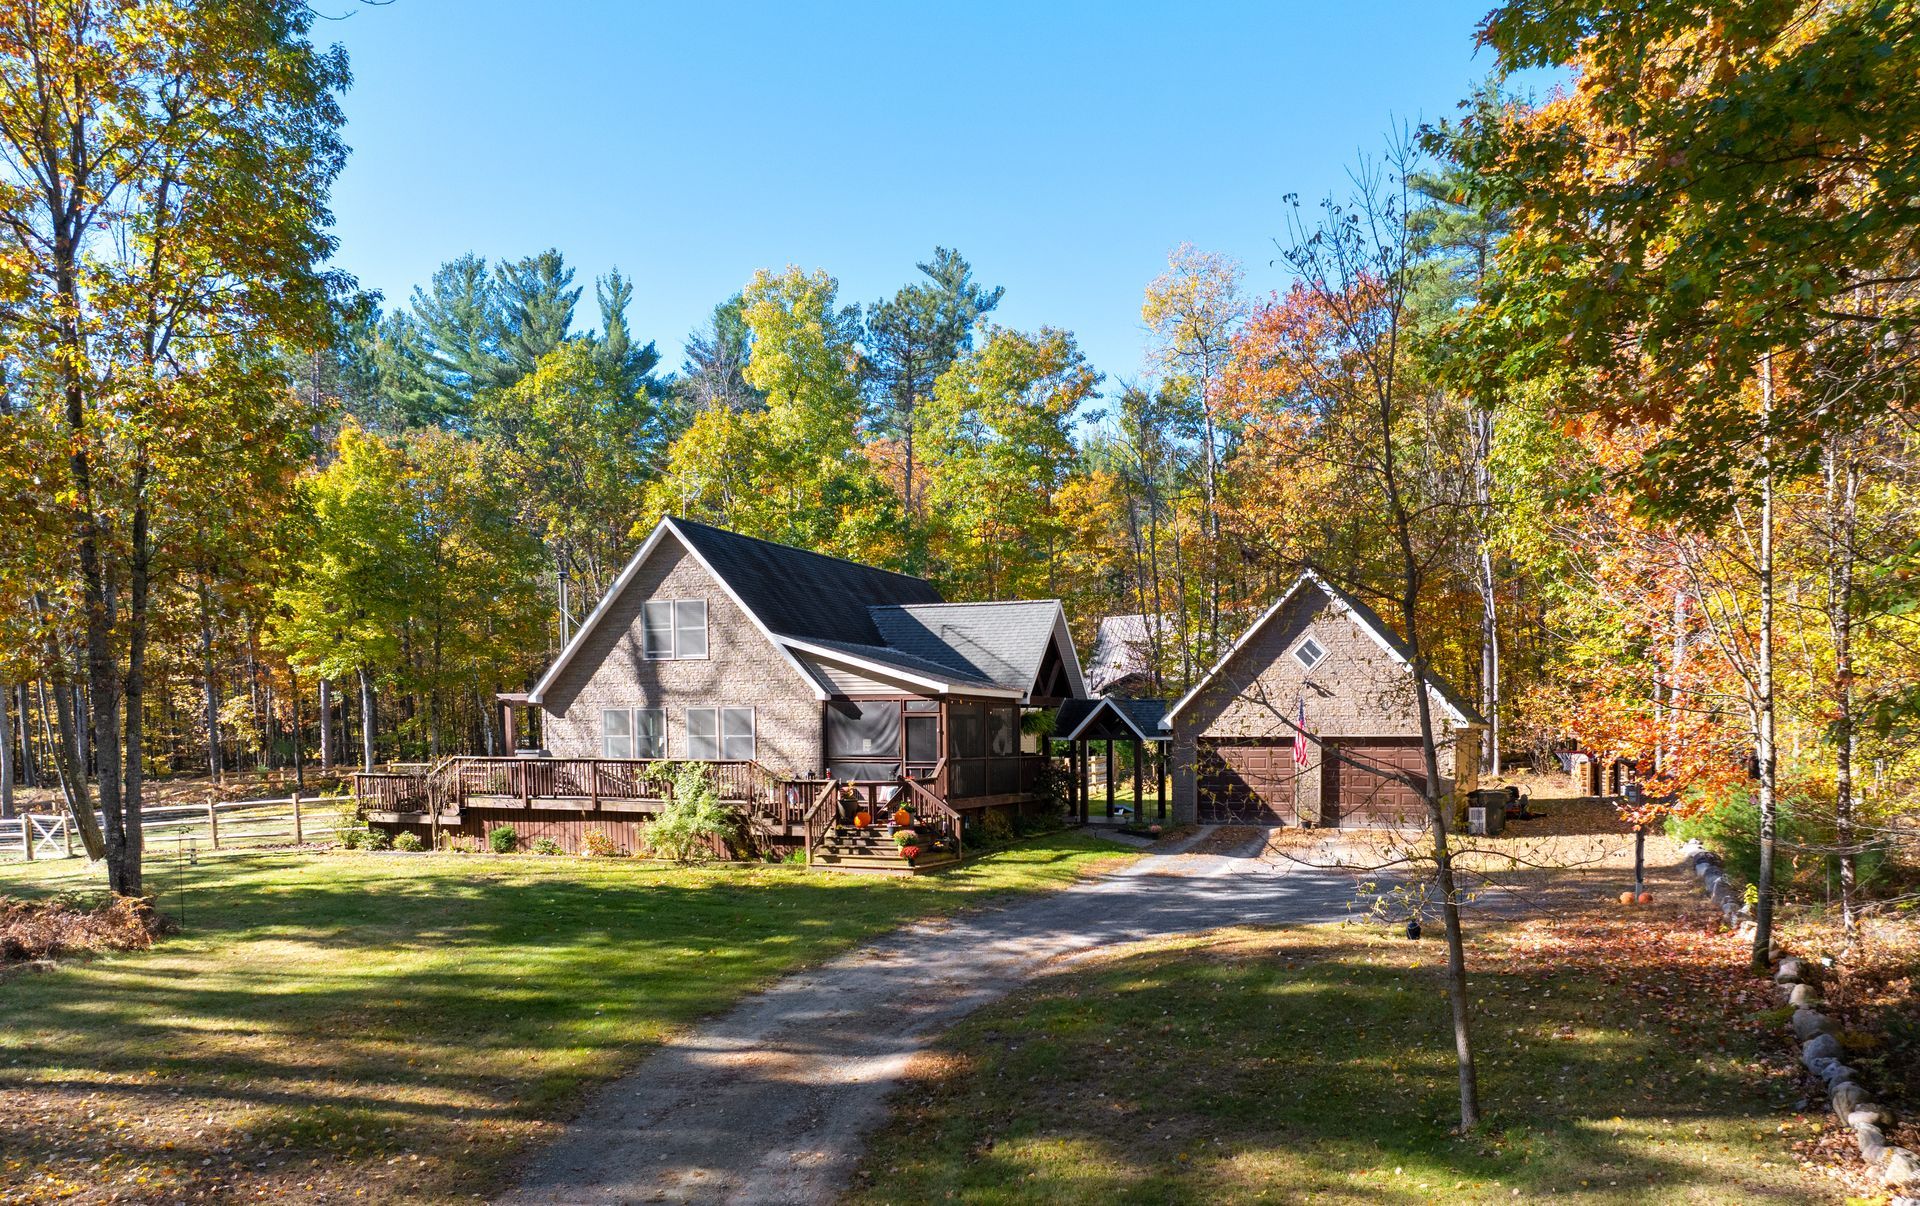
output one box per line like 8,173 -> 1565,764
1164,572 -> 1485,828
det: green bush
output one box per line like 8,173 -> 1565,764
488,825 -> 518,854
643,762 -> 741,862
338,827 -> 367,850
392,832 -> 424,853
580,830 -> 621,858
531,836 -> 562,856
363,829 -> 393,852
1669,787 -> 1891,899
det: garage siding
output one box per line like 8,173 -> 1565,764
1169,582 -> 1465,826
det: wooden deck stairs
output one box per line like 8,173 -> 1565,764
809,825 -> 960,876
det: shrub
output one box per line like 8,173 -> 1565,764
580,830 -> 620,858
363,828 -> 393,852
643,762 -> 741,862
1,895 -> 173,962
392,832 -> 424,853
488,825 -> 519,854
1669,787 -> 1891,899
338,827 -> 367,850
531,836 -> 562,856
979,809 -> 1016,845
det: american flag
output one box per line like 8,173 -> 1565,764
1294,700 -> 1311,767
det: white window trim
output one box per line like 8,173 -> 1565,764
1292,634 -> 1328,671
644,598 -> 710,661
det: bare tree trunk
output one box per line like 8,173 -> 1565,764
32,596 -> 107,859
0,682 -> 14,819
1471,407 -> 1500,775
197,576 -> 222,783
17,684 -> 37,788
318,678 -> 334,771
358,668 -> 376,772
1752,361 -> 1778,973
290,666 -> 307,793
1827,435 -> 1860,934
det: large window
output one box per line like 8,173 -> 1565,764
602,708 -> 665,758
644,599 -> 708,660
687,706 -> 754,761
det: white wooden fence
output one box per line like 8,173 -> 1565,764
0,795 -> 354,862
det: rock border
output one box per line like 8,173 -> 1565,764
1681,839 -> 1918,1196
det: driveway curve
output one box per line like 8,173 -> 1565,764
501,829 -> 1359,1205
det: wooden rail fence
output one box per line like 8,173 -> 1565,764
1,794 -> 352,862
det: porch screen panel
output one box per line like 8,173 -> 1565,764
827,700 -> 901,782
988,706 -> 1020,794
905,715 -> 939,766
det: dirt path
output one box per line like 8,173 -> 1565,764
500,829 -> 1360,1205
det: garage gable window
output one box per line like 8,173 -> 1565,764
1292,635 -> 1328,671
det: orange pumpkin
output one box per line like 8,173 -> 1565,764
1619,891 -> 1637,905
1637,892 -> 1654,904
893,808 -> 913,827
853,810 -> 872,828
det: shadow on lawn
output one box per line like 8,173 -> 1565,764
859,925 -> 1814,1204
0,847 -> 1108,1196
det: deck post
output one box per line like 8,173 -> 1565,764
1132,739 -> 1143,819
1157,746 -> 1167,819
292,790 -> 303,845
1104,741 -> 1115,819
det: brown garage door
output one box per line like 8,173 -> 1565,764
1197,738 -> 1299,823
1326,738 -> 1427,828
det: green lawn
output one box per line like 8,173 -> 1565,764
852,922 -> 1836,1205
0,833 -> 1132,1203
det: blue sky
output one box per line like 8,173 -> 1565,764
321,1 -> 1526,386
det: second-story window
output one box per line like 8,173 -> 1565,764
643,599 -> 708,660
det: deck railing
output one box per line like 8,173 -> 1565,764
353,756 -> 811,826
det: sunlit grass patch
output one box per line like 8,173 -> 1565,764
0,832 -> 1132,1203
852,923 -> 1836,1204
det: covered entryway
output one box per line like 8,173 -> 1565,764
1196,737 -> 1299,823
1325,738 -> 1427,828
1057,697 -> 1169,824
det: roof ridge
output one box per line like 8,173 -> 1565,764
873,599 -> 1059,609
668,516 -> 936,591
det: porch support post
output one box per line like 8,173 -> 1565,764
1132,738 -> 1143,819
1075,740 -> 1087,824
1157,744 -> 1167,820
1104,740 -> 1115,819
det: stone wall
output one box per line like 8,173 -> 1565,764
537,539 -> 825,777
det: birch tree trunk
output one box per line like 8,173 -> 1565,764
1752,360 -> 1779,973
318,678 -> 334,771
0,684 -> 13,819
1827,435 -> 1860,933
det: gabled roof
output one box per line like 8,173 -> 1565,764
1085,613 -> 1168,695
1162,570 -> 1485,729
528,518 -> 1086,705
1057,695 -> 1169,743
870,601 -> 1086,699
670,517 -> 942,645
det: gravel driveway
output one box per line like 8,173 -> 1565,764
500,829 -> 1360,1204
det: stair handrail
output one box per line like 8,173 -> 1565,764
802,777 -> 840,864
902,773 -> 962,860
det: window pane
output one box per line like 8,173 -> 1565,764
602,709 -> 632,759
687,708 -> 719,759
721,707 -> 755,761
905,715 -> 938,765
904,699 -> 939,713
636,709 -> 666,758
674,600 -> 707,659
643,601 -> 674,659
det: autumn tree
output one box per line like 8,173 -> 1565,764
918,327 -> 1099,599
0,0 -> 349,893
1466,0 -> 1920,967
